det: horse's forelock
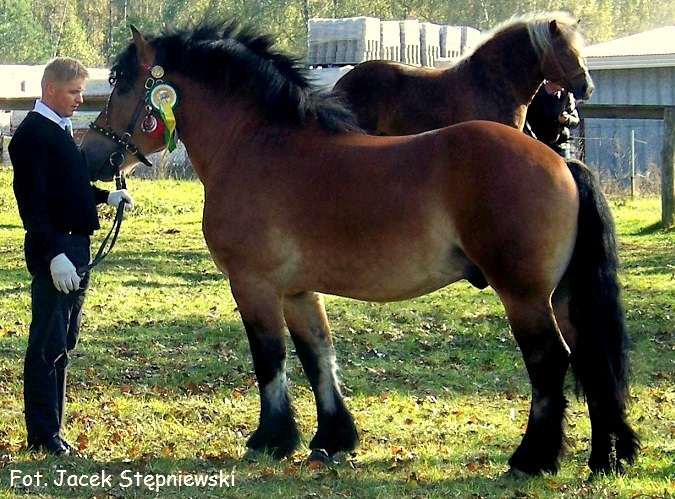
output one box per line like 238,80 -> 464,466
525,12 -> 584,59
110,43 -> 140,93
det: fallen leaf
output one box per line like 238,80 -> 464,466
76,434 -> 89,450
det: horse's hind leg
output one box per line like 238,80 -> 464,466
501,295 -> 571,475
231,280 -> 301,459
284,292 -> 358,460
553,284 -> 639,474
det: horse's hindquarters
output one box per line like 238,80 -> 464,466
436,122 -> 580,298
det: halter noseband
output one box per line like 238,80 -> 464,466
89,96 -> 153,168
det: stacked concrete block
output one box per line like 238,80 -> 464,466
307,18 -> 335,65
380,20 -> 401,62
420,22 -> 442,67
400,19 -> 421,66
440,25 -> 462,59
307,17 -> 481,67
307,17 -> 381,66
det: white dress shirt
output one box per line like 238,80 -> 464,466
33,99 -> 73,134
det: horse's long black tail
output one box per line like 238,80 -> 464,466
566,159 -> 627,405
565,158 -> 639,472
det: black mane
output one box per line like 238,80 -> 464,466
111,20 -> 360,133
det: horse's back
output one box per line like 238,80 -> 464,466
334,60 -> 448,134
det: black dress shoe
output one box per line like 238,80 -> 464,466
58,436 -> 75,454
27,435 -> 70,456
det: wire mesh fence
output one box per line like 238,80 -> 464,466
131,142 -> 197,180
575,118 -> 663,196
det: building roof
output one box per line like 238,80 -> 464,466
584,25 -> 675,69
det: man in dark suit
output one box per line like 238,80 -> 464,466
9,57 -> 134,456
525,80 -> 580,159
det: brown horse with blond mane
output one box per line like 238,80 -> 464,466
333,12 -> 593,135
80,20 -> 638,476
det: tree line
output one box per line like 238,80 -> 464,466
1,0 -> 673,66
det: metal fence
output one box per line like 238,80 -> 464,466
575,118 -> 664,195
129,142 -> 196,180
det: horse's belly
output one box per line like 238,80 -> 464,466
345,272 -> 464,303
317,245 -> 469,303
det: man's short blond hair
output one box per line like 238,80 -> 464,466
42,57 -> 89,87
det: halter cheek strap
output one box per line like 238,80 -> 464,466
553,66 -> 587,89
88,63 -> 164,169
89,96 -> 153,168
88,83 -> 154,169
88,63 -> 180,172
545,53 -> 587,90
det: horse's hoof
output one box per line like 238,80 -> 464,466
307,448 -> 331,464
242,448 -> 264,462
588,464 -> 625,479
505,467 -> 534,478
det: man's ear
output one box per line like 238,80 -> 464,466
43,81 -> 56,98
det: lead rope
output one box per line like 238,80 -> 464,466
76,174 -> 127,275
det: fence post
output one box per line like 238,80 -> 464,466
630,129 -> 635,198
662,107 -> 675,227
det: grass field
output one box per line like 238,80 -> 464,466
0,167 -> 673,498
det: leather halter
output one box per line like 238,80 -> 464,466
545,50 -> 587,90
88,68 -> 156,169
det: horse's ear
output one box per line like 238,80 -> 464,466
130,25 -> 153,65
130,25 -> 144,44
549,20 -> 560,35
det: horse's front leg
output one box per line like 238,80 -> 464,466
284,292 -> 358,461
231,280 -> 300,459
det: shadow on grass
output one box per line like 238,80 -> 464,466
65,309 -> 527,401
634,221 -> 675,236
0,450 -> 665,499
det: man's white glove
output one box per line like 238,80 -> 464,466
50,253 -> 81,294
107,189 -> 134,211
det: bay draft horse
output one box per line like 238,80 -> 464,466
79,21 -> 638,475
333,11 -> 594,135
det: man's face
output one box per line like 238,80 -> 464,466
43,77 -> 87,118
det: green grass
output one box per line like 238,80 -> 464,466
0,168 -> 673,498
